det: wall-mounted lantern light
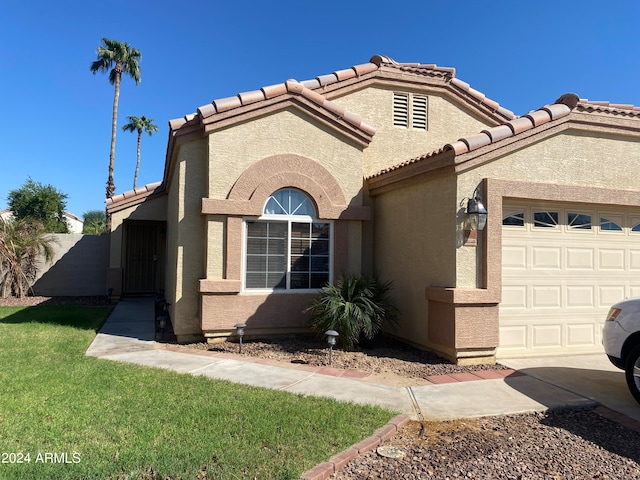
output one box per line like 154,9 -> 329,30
234,323 -> 247,354
325,330 -> 339,365
465,188 -> 487,231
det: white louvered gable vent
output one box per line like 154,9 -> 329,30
393,93 -> 409,127
393,92 -> 428,130
412,95 -> 428,130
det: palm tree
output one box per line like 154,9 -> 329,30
0,218 -> 56,298
90,38 -> 142,203
305,274 -> 399,350
122,115 -> 158,189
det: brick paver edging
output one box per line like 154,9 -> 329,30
300,414 -> 411,480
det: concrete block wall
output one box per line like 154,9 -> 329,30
32,234 -> 109,296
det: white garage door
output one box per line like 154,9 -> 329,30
498,202 -> 640,358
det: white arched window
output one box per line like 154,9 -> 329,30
244,189 -> 331,290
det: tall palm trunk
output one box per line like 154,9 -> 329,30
107,63 -> 122,200
133,128 -> 142,190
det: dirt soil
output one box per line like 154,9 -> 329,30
183,334 -> 511,386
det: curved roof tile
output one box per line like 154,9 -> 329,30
170,54 -> 516,137
524,109 -> 552,127
578,99 -> 640,116
106,181 -> 162,207
368,98 -> 577,180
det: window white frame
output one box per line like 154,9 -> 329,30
242,189 -> 333,293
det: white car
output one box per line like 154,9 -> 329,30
603,297 -> 640,404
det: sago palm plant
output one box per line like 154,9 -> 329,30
306,274 -> 399,350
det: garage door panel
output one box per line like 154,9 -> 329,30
499,326 -> 527,349
532,286 -> 561,308
532,247 -> 561,269
566,324 -> 596,347
599,285 -> 626,306
502,285 -> 527,308
532,325 -> 562,348
503,245 -> 527,269
599,249 -> 625,270
566,248 -> 594,270
500,203 -> 640,358
566,285 -> 594,307
630,250 -> 640,269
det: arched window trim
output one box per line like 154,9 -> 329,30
243,188 -> 333,292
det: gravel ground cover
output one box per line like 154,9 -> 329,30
185,335 -> 512,381
335,409 -> 640,479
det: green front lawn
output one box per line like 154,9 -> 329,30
0,306 -> 395,479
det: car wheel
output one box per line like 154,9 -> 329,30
625,345 -> 640,405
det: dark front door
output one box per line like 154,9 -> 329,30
123,221 -> 165,294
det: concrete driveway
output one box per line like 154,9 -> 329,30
501,354 -> 640,422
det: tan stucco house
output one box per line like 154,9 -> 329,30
106,55 -> 640,364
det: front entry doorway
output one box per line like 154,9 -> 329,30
123,220 -> 166,294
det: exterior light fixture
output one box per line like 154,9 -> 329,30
234,323 -> 247,354
466,188 -> 487,231
325,330 -> 339,365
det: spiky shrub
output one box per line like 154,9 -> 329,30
0,219 -> 55,298
306,274 -> 399,350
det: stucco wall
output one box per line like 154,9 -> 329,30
456,129 -> 640,287
372,174 -> 458,345
334,86 -> 494,177
207,108 -> 365,203
32,234 -> 109,296
169,139 -> 208,340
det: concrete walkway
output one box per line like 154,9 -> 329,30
86,298 -> 639,421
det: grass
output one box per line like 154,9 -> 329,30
0,305 -> 396,479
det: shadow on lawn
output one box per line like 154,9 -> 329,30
0,299 -> 113,331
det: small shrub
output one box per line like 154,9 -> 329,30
306,274 -> 399,350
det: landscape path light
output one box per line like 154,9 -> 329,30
325,330 -> 339,365
234,323 -> 247,354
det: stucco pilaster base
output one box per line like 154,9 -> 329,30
426,298 -> 499,365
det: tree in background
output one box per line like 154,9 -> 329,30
82,210 -> 107,235
7,178 -> 69,233
122,115 -> 158,189
90,38 -> 142,204
0,218 -> 55,298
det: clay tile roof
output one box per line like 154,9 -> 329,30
106,182 -> 163,208
367,98 -> 577,181
459,132 -> 491,150
261,83 -> 288,99
524,109 -> 552,127
316,73 -> 338,86
168,117 -> 187,130
197,103 -> 216,119
170,54 -> 515,138
577,99 -> 640,116
301,78 -> 321,89
334,68 -> 357,81
285,79 -> 304,95
352,62 -> 378,76
238,90 -> 265,106
543,104 -> 571,120
213,96 -> 242,113
506,117 -> 535,135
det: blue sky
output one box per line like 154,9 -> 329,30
2,1 -> 639,217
